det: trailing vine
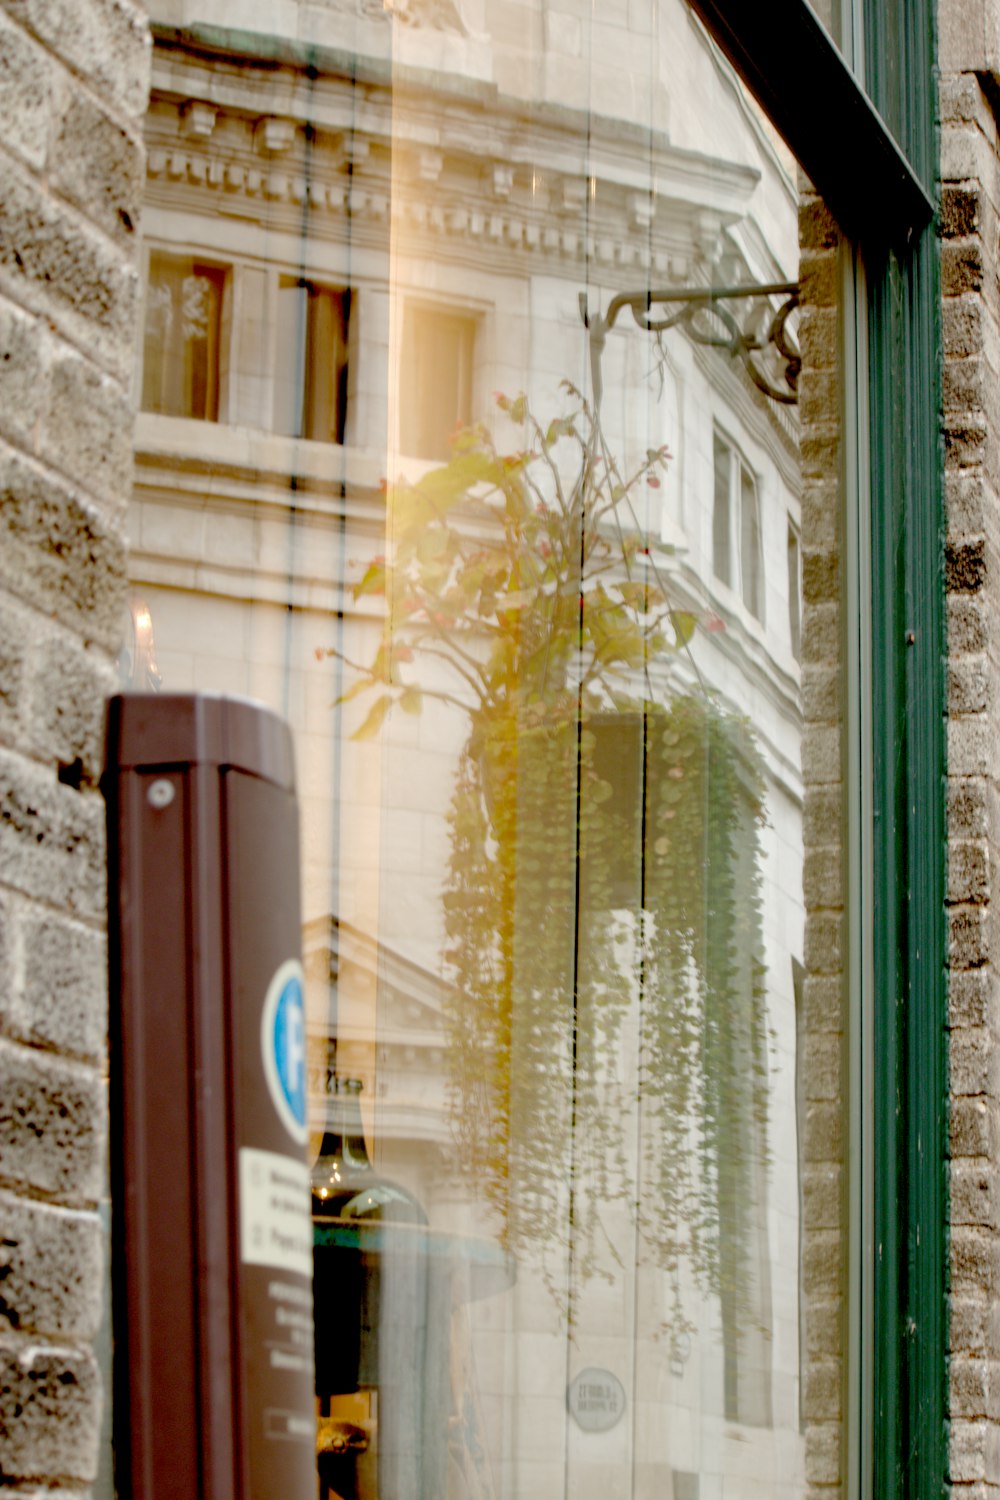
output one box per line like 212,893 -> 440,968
324,385 -> 769,1334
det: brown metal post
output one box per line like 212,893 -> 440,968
103,694 -> 317,1500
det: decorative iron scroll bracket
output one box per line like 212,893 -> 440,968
579,280 -> 801,408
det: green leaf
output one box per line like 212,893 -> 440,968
400,686 -> 423,715
670,610 -> 698,649
417,526 -> 450,563
351,694 -> 392,740
333,675 -> 375,707
352,558 -> 387,601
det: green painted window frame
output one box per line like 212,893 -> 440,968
691,1 -> 948,1496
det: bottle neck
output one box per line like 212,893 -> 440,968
316,1078 -> 371,1175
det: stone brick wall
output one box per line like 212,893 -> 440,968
0,0 -> 149,1488
797,188 -> 846,1499
937,26 -> 1000,1489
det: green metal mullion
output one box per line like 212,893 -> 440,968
868,244 -> 908,1499
866,0 -> 948,1492
902,223 -> 948,1500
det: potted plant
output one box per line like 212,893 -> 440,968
325,383 -> 769,1336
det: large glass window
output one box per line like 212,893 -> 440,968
131,2 -> 859,1494
141,251 -> 225,420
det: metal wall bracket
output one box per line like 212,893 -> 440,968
580,280 -> 801,408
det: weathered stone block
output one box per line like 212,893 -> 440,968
802,725 -> 840,786
799,369 -> 839,428
949,655 -> 989,715
0,594 -> 27,741
946,538 -> 991,601
944,294 -> 986,359
0,291 -> 50,453
805,910 -> 842,974
803,846 -> 842,909
950,715 -> 992,778
800,479 -> 839,546
0,1191 -> 102,1338
0,1338 -> 100,1482
51,88 -> 143,245
799,248 -> 837,308
802,545 -> 839,604
951,1096 -> 1000,1159
802,1031 -> 841,1100
951,1356 -> 1000,1420
952,1026 -> 1000,1097
948,838 -> 991,904
944,352 -> 986,413
806,1298 -> 842,1359
950,1414 -> 1000,1484
0,151 -> 138,381
803,1164 -> 841,1231
949,592 -> 990,654
946,471 -> 992,538
802,663 -> 840,722
801,424 -> 840,483
23,630 -> 115,786
798,197 -> 838,252
953,1161 -> 1000,1230
943,238 -> 985,297
0,1036 -> 104,1203
804,1422 -> 840,1487
941,184 -> 981,239
802,1358 -> 841,1421
0,449 -> 125,650
802,974 -> 842,1032
946,414 -> 989,470
950,969 -> 992,1030
802,1229 -> 841,1292
798,305 -> 838,369
804,786 -> 842,847
942,122 -> 992,185
43,348 -> 133,511
0,9 -> 52,173
804,1100 -> 843,1163
0,748 -> 105,921
950,1293 -> 998,1355
8,905 -> 106,1062
0,0 -> 150,118
950,902 -> 990,968
801,601 -> 840,667
953,1225 -> 1000,1297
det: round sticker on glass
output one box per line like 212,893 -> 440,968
260,959 -> 307,1146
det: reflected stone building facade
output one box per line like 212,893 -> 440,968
130,6 -> 823,1497
0,0 -> 994,1496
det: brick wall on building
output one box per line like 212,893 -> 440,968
939,3 -> 1000,1489
0,0 -> 149,1487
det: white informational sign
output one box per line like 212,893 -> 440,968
239,1147 -> 312,1279
567,1368 -> 627,1433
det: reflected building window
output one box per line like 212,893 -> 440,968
399,303 -> 476,460
141,252 -> 225,420
275,279 -> 352,444
712,428 -> 765,623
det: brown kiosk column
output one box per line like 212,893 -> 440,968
104,694 -> 317,1500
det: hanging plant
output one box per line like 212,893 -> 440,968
322,384 -> 769,1329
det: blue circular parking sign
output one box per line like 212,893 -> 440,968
261,960 -> 307,1145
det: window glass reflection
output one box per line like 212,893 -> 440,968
132,2 -> 849,1494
